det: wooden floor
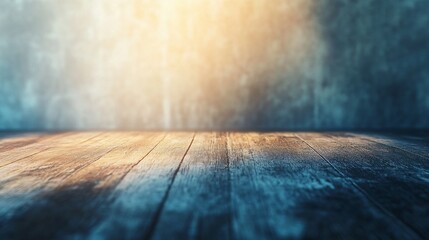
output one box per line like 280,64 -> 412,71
0,132 -> 428,240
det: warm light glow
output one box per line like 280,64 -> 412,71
0,0 -> 323,129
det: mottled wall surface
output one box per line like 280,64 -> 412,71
0,0 -> 428,130
315,0 -> 429,129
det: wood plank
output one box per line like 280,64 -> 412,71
0,132 -> 101,168
150,132 -> 231,240
228,132 -> 417,239
0,132 -> 46,153
62,133 -> 165,189
89,132 -> 195,239
0,131 -> 427,239
0,132 -> 165,239
0,132 -> 109,185
297,132 -> 429,238
0,132 -> 134,217
350,132 -> 429,159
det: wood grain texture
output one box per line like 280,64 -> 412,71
350,132 -> 429,159
0,131 -> 428,240
0,132 -> 99,168
297,132 -> 429,238
228,132 -> 415,239
90,132 -> 195,240
0,132 -> 137,225
150,132 -> 231,240
0,132 -> 46,153
0,132 -> 165,239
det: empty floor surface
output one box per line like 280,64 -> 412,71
0,131 -> 428,239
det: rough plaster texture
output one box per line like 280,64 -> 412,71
0,0 -> 428,130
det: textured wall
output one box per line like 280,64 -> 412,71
0,0 -> 428,130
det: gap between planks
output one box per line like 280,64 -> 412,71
143,132 -> 196,240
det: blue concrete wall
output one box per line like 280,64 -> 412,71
0,0 -> 428,130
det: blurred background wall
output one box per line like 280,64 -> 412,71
1,0 -> 428,130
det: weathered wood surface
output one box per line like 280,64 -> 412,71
0,131 -> 428,240
297,133 -> 429,238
